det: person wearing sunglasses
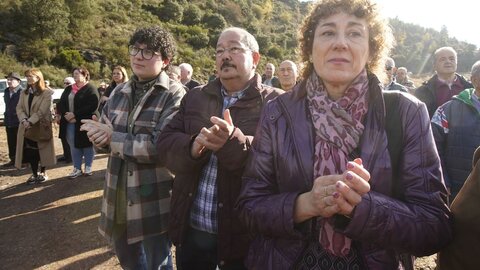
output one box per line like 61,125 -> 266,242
80,26 -> 185,270
384,57 -> 408,92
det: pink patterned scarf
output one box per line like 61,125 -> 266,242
306,69 -> 369,256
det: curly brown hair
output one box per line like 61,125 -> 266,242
299,0 -> 394,81
129,26 -> 176,69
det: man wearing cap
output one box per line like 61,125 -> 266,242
2,72 -> 24,167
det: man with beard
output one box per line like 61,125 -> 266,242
157,27 -> 283,269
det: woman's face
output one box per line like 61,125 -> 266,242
311,12 -> 370,88
73,70 -> 86,84
112,69 -> 124,83
26,73 -> 39,85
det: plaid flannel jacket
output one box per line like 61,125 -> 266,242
98,71 -> 186,244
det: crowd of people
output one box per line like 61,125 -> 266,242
2,0 -> 480,269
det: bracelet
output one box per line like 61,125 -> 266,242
228,126 -> 237,140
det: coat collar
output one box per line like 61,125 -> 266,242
278,73 -> 385,188
202,73 -> 263,101
120,71 -> 170,96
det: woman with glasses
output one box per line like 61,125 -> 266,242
98,65 -> 129,113
15,68 -> 56,184
57,67 -> 99,178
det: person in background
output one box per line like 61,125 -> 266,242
415,46 -> 473,118
55,77 -> 75,163
57,67 -> 99,178
2,72 -> 23,167
432,60 -> 480,202
261,63 -> 281,88
80,26 -> 185,270
15,68 -> 55,184
236,0 -> 452,269
278,60 -> 299,91
168,65 -> 188,91
167,65 -> 181,82
97,81 -> 108,97
98,65 -> 129,112
438,146 -> 480,270
384,57 -> 408,92
157,27 -> 283,270
179,62 -> 200,90
396,66 -> 416,93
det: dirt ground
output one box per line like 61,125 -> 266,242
0,125 -> 437,270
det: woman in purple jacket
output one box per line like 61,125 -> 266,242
236,0 -> 452,269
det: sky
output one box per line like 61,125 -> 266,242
301,0 -> 479,48
373,0 -> 479,48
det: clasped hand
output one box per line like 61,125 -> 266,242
295,158 -> 371,223
80,115 -> 113,148
191,109 -> 236,158
64,112 -> 76,123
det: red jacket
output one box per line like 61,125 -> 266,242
157,74 -> 283,264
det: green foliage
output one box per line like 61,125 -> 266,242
0,54 -> 28,78
389,18 -> 479,73
37,64 -> 69,88
182,5 -> 202,26
159,1 -> 184,23
18,39 -> 56,65
185,27 -> 210,49
267,46 -> 283,59
202,13 -> 227,31
1,0 -> 479,82
54,49 -> 86,71
19,0 -> 70,42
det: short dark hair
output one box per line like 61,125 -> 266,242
129,26 -> 176,64
73,66 -> 90,81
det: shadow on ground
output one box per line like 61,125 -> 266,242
0,161 -> 119,269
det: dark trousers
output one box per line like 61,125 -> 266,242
176,226 -> 246,270
60,136 -> 71,161
6,126 -> 18,161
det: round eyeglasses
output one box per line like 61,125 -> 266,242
128,45 -> 161,60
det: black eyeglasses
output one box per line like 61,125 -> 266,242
385,66 -> 393,71
128,45 -> 160,60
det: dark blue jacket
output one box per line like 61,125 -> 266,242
237,74 -> 452,270
431,88 -> 480,200
3,86 -> 22,127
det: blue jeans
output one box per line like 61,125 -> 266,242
112,223 -> 173,270
66,123 -> 94,170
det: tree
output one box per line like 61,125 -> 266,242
159,1 -> 184,23
202,13 -> 227,31
19,0 -> 70,42
182,5 -> 202,26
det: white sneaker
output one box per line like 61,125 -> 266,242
84,166 -> 93,176
37,172 -> 49,182
68,168 -> 83,179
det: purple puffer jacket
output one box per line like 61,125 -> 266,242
236,74 -> 452,270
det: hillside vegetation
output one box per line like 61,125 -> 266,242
1,0 -> 479,87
